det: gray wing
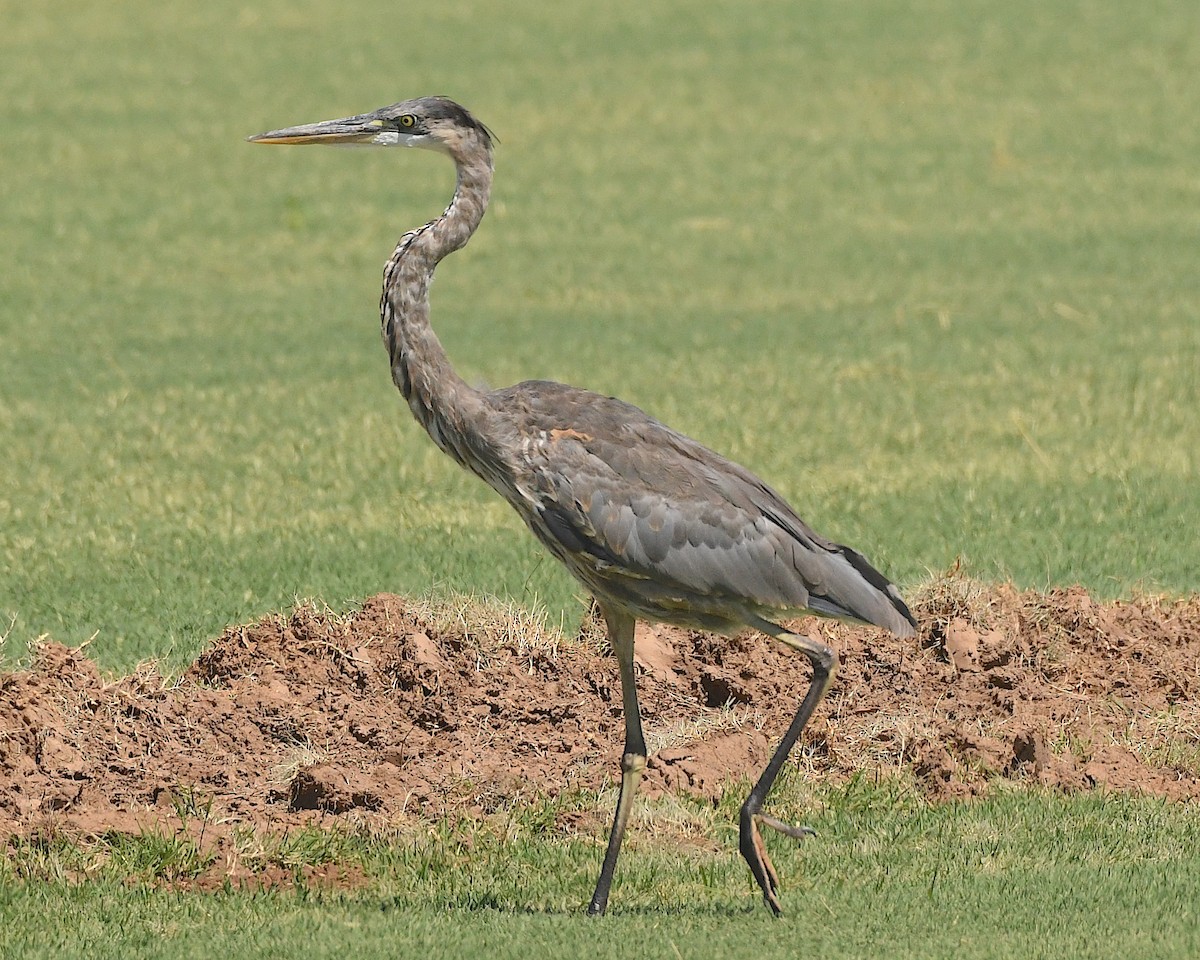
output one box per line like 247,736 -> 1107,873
490,381 -> 916,637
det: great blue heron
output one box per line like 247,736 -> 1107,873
249,96 -> 917,916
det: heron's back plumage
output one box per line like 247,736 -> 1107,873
486,381 -> 916,637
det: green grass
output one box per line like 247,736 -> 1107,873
3,782 -> 1199,959
2,0 -> 1197,671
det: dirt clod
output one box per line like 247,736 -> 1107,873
287,764 -> 384,813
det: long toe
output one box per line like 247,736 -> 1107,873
758,813 -> 817,841
740,814 -> 784,916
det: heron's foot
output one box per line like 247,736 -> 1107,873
739,811 -> 817,916
739,812 -> 779,915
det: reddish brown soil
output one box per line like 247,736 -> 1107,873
2,582 -> 1198,878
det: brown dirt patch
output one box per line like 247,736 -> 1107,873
3,581 -> 1198,875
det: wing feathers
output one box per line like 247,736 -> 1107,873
503,382 -> 915,636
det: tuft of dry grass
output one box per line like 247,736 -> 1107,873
910,563 -> 1005,637
1119,705 -> 1200,778
269,741 -> 331,787
407,591 -> 568,662
645,702 -> 751,756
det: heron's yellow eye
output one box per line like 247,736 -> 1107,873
398,115 -> 416,128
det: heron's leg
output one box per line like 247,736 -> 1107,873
587,604 -> 646,917
739,618 -> 838,916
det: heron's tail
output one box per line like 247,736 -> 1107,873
808,545 -> 918,638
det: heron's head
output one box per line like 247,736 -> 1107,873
248,96 -> 493,159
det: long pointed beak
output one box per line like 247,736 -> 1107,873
247,115 -> 387,145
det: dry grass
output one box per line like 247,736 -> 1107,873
910,563 -> 1004,637
644,702 -> 751,756
269,741 -> 332,787
1120,705 -> 1200,778
407,591 -> 569,662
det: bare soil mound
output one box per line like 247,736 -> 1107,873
3,582 -> 1198,853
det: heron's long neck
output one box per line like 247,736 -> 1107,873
381,146 -> 493,468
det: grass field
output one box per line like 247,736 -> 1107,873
4,783 -> 1199,960
2,0 -> 1199,955
3,0 -> 1197,671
